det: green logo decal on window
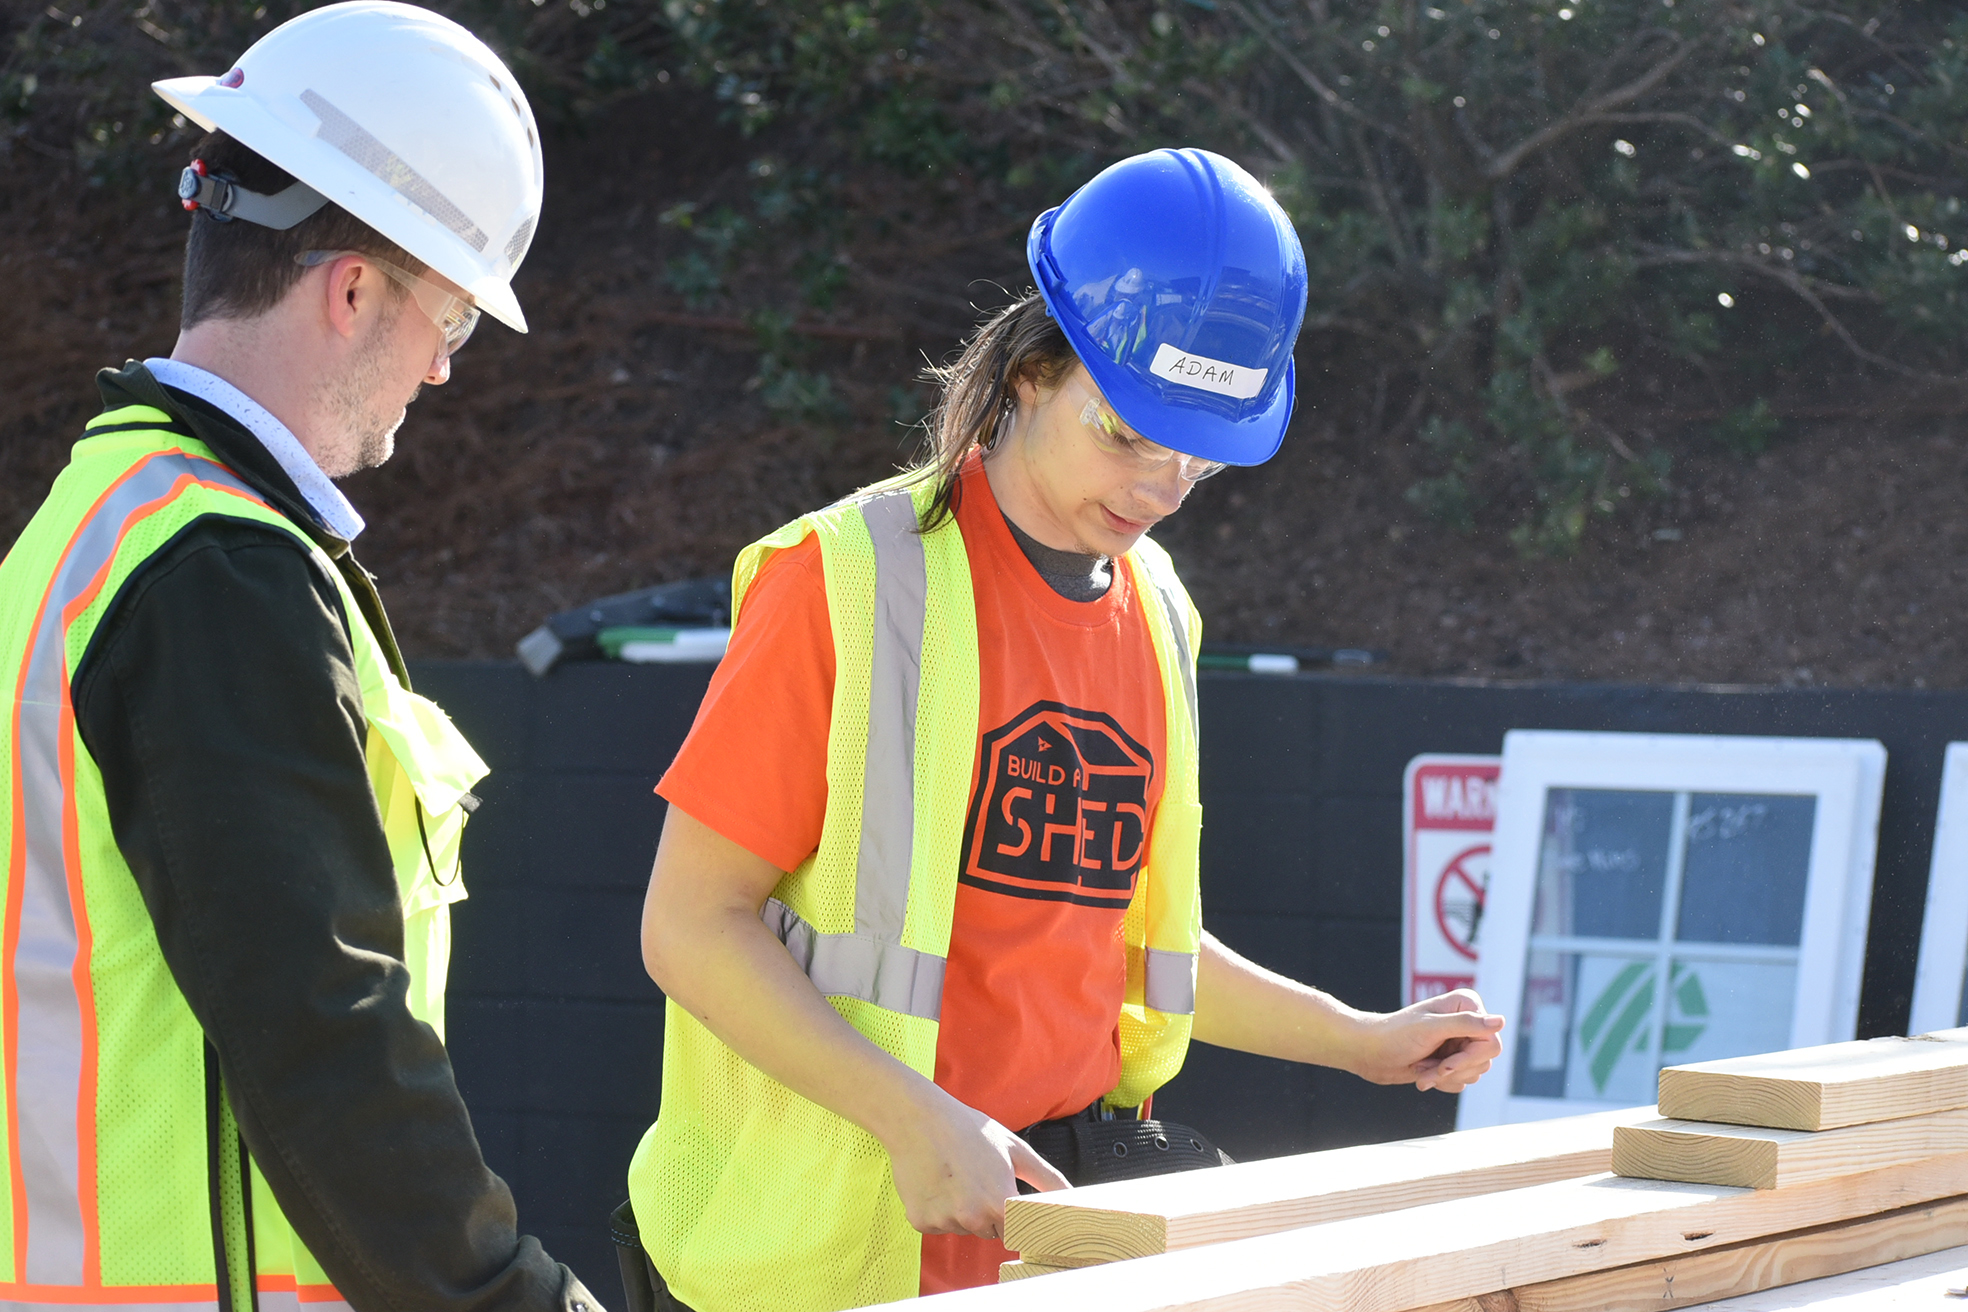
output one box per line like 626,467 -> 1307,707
1576,961 -> 1711,1094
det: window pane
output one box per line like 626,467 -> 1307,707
1958,948 -> 1967,1028
1533,788 -> 1674,940
1660,957 -> 1797,1065
1511,949 -> 1660,1103
1512,948 -> 1571,1099
1675,794 -> 1816,946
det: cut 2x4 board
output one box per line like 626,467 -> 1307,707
1459,731 -> 1885,1129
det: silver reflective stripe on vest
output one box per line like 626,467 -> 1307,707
256,1288 -> 355,1312
762,898 -> 945,1021
1143,947 -> 1197,1015
854,490 -> 925,943
7,448 -> 260,1285
1149,575 -> 1197,1017
762,487 -> 946,1022
1153,582 -> 1198,746
0,1299 -> 220,1312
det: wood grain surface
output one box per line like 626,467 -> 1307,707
1404,1192 -> 1968,1312
1003,1105 -> 1657,1266
1656,1030 -> 1968,1132
873,1150 -> 1968,1309
996,1261 -> 1072,1283
1611,1106 -> 1968,1189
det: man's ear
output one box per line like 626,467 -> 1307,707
319,254 -> 377,341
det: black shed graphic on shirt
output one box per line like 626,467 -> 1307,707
960,700 -> 1154,909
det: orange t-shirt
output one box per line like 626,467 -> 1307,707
656,455 -> 1171,1295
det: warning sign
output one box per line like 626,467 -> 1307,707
1403,755 -> 1501,1005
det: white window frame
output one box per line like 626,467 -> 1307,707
1458,730 -> 1886,1129
1909,743 -> 1968,1034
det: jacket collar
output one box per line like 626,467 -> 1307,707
94,361 -> 352,560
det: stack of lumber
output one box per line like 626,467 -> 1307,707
863,1029 -> 1968,1310
998,1104 -> 1658,1278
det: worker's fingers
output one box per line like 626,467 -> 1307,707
1420,986 -> 1487,1015
1008,1134 -> 1071,1193
1412,1008 -> 1505,1050
1413,1032 -> 1502,1091
1428,1061 -> 1494,1094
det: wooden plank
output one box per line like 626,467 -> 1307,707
872,1149 -> 1968,1309
1656,1029 -> 1968,1132
1004,1105 -> 1656,1267
998,1261 -> 1071,1283
1406,1192 -> 1968,1312
1611,1107 -> 1968,1189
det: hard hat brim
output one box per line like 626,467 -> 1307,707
154,74 -> 529,333
1034,273 -> 1296,467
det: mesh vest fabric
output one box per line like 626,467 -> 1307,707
627,472 -> 1204,1311
0,411 -> 486,1311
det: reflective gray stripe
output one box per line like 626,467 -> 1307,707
0,1299 -> 220,1312
1143,947 -> 1197,1015
854,490 -> 926,942
8,448 -> 261,1285
1146,570 -> 1197,1017
762,490 -> 946,1022
1154,582 -> 1198,744
256,1289 -> 354,1312
300,90 -> 491,253
762,899 -> 945,1021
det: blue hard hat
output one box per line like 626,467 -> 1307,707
1027,148 -> 1308,466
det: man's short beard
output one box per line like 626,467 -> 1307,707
353,383 -> 418,473
314,295 -> 418,479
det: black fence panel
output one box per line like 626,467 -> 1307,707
409,660 -> 1968,1288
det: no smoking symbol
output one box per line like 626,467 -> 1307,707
1433,844 -> 1489,961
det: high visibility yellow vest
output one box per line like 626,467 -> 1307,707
0,409 -> 487,1312
627,473 -> 1204,1312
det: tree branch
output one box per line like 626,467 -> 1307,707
1482,34 -> 1699,180
1633,247 -> 1954,378
1226,0 -> 1415,146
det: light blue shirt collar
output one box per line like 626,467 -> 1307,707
143,357 -> 366,542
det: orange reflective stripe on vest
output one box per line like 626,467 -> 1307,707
5,448 -> 265,1294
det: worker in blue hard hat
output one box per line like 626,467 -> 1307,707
623,148 -> 1508,1312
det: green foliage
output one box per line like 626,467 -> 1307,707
747,307 -> 847,425
649,0 -> 1968,552
1712,398 -> 1781,455
12,0 -> 1968,549
0,0 -> 671,188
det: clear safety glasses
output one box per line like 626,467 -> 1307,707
297,250 -> 480,357
1067,376 -> 1227,483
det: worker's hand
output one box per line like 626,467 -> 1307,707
1352,988 -> 1505,1093
880,1083 -> 1069,1241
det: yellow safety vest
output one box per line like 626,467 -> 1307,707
0,409 -> 487,1312
627,472 -> 1204,1311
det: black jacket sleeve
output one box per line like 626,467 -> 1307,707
72,517 -> 594,1312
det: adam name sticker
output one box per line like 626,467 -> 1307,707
1149,343 -> 1266,400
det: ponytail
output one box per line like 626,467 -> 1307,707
910,292 -> 1078,531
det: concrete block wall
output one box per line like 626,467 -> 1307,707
413,662 -> 712,1289
410,660 -> 1968,1290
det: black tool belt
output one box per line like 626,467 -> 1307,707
1017,1102 -> 1232,1191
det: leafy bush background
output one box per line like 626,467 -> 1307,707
7,0 -> 1967,552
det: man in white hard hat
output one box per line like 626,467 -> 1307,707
0,6 -> 599,1312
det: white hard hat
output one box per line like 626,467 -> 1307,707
154,1 -> 542,332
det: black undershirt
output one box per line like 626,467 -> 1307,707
1001,509 -> 1112,602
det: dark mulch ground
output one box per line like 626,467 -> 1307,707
5,85 -> 1964,689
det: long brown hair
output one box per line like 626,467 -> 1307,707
911,292 -> 1078,530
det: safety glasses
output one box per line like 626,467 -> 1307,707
1067,376 -> 1227,483
297,250 -> 480,357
